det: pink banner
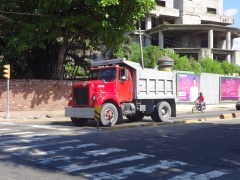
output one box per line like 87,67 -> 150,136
177,73 -> 200,101
221,77 -> 240,101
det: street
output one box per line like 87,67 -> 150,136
0,117 -> 240,180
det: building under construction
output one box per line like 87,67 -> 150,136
131,0 -> 240,64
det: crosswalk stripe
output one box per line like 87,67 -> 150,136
35,156 -> 71,164
85,160 -> 187,180
83,148 -> 127,156
0,130 -> 20,134
3,139 -> 81,151
0,128 -> 11,131
58,153 -> 155,172
2,131 -> 34,135
0,134 -> 48,141
168,170 -> 226,180
0,122 -> 16,125
0,136 -> 59,145
14,143 -> 98,157
26,125 -> 70,131
31,147 -> 124,164
20,134 -> 48,138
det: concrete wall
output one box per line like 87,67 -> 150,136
1,71 -> 239,112
200,72 -> 220,104
0,80 -> 80,111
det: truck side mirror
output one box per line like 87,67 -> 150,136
120,68 -> 128,81
121,76 -> 126,81
124,68 -> 128,79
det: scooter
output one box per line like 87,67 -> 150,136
192,101 -> 206,113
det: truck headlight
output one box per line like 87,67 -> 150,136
92,95 -> 97,101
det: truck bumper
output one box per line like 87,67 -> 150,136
65,107 -> 94,119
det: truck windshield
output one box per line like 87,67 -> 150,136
89,68 -> 116,81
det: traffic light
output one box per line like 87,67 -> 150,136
2,64 -> 10,79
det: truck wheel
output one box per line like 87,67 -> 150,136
126,112 -> 144,122
153,101 -> 171,122
71,118 -> 88,127
150,112 -> 157,121
100,103 -> 118,127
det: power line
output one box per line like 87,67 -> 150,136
0,10 -> 44,16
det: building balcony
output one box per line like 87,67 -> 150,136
151,6 -> 179,18
200,13 -> 234,25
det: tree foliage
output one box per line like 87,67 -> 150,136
127,44 -> 240,76
0,0 -> 156,79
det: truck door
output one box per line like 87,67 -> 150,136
116,68 -> 133,102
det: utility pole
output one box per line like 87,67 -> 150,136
138,19 -> 144,69
2,64 -> 10,118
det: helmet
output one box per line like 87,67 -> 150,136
200,92 -> 203,96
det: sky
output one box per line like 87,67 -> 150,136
223,0 -> 240,50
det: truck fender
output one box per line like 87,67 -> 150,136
96,95 -> 121,107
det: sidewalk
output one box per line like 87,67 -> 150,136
0,103 -> 236,121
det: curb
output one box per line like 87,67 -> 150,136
219,112 -> 240,119
0,117 -> 69,122
101,114 -> 237,131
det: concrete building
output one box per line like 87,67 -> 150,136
133,0 -> 240,64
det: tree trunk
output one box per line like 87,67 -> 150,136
55,28 -> 69,79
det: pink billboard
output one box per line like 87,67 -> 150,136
220,77 -> 240,101
177,73 -> 200,102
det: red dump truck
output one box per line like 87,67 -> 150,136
65,58 -> 176,127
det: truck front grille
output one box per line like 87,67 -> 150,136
73,87 -> 89,105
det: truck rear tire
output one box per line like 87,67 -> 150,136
126,112 -> 144,122
100,103 -> 118,127
71,118 -> 88,127
153,101 -> 171,122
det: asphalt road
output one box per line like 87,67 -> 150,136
0,116 -> 240,180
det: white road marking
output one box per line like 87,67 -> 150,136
35,156 -> 71,164
27,125 -> 70,131
58,153 -> 154,172
3,139 -> 81,151
0,136 -> 58,145
34,155 -> 89,164
86,160 -> 187,180
0,122 -> 16,125
83,148 -> 127,156
0,128 -> 11,131
168,170 -> 227,180
14,143 -> 97,157
20,134 -> 48,138
76,143 -> 98,148
0,134 -> 48,141
3,131 -> 34,135
0,130 -> 20,134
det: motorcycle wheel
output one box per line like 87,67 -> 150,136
201,105 -> 206,113
192,105 -> 197,113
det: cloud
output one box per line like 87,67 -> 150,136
233,38 -> 240,51
224,8 -> 238,17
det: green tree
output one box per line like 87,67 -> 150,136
0,0 -> 156,79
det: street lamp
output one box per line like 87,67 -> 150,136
138,19 -> 144,69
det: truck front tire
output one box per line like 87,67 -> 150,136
71,118 -> 88,126
153,101 -> 171,122
100,103 -> 118,127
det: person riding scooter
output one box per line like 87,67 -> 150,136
196,92 -> 205,111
